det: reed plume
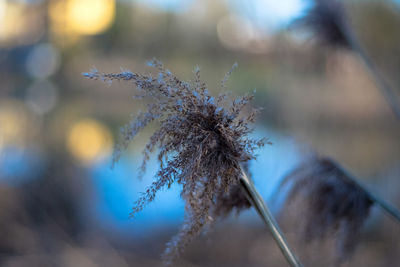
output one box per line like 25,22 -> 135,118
279,156 -> 373,263
293,0 -> 348,48
293,0 -> 400,119
83,60 -> 265,265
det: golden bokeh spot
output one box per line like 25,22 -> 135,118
0,1 -> 24,41
66,0 -> 115,35
49,0 -> 115,39
0,1 -> 44,47
0,100 -> 29,149
67,119 -> 113,165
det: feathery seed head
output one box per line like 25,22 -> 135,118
293,0 -> 350,48
279,156 -> 373,263
83,59 -> 264,265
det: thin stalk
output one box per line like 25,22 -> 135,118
346,175 -> 400,223
337,18 -> 400,120
334,15 -> 400,222
239,168 -> 303,267
334,160 -> 400,222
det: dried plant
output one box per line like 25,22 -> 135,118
212,183 -> 251,218
83,60 -> 265,265
279,156 -> 373,263
293,0 -> 349,48
293,0 -> 400,119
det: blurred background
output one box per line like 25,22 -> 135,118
1,0 -> 400,266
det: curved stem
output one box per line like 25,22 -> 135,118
333,160 -> 400,223
334,16 -> 400,222
338,18 -> 400,120
239,168 -> 303,267
347,175 -> 400,223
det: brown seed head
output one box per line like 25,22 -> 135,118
83,60 -> 264,265
293,0 -> 350,48
279,156 -> 373,263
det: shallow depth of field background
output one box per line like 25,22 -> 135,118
1,0 -> 400,266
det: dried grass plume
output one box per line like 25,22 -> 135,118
293,0 -> 350,48
83,60 -> 265,265
279,156 -> 373,263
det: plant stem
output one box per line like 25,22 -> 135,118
338,18 -> 400,120
334,15 -> 400,222
347,175 -> 400,223
334,160 -> 400,222
239,168 -> 303,267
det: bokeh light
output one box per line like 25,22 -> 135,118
0,100 -> 30,150
0,0 -> 43,46
66,119 -> 113,165
66,0 -> 115,35
25,43 -> 60,79
49,0 -> 116,37
216,14 -> 270,53
25,80 -> 59,115
0,1 -> 25,42
217,14 -> 256,49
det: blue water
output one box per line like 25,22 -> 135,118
229,0 -> 310,31
90,157 -> 185,236
0,146 -> 44,185
132,0 -> 310,30
89,127 -> 303,236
